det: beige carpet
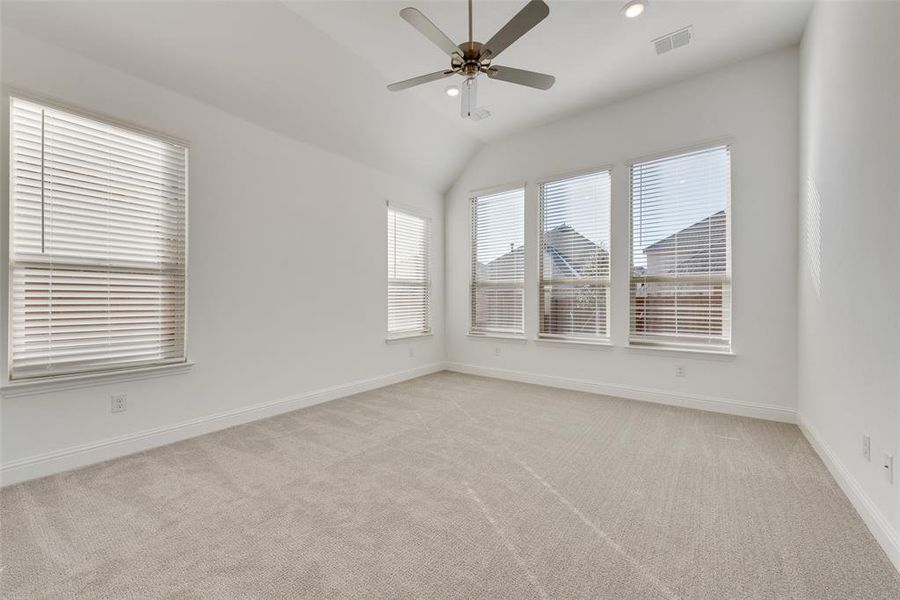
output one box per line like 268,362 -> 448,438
2,372 -> 899,599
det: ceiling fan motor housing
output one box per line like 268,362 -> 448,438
454,41 -> 490,77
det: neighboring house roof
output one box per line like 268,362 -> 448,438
643,210 -> 726,275
483,245 -> 525,279
481,224 -> 609,279
542,225 -> 608,277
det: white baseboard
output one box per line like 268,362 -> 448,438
798,415 -> 900,572
445,362 -> 796,423
0,362 -> 446,487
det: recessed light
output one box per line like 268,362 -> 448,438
445,85 -> 460,97
622,0 -> 645,18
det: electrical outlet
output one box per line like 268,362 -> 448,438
675,365 -> 686,378
110,394 -> 127,413
863,434 -> 871,461
494,347 -> 501,357
884,452 -> 894,484
408,348 -> 415,358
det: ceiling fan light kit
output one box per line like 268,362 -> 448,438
388,0 -> 555,120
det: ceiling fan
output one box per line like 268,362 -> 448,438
387,0 -> 555,120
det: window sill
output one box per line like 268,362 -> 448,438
467,332 -> 527,342
535,337 -> 613,349
1,361 -> 195,399
385,332 -> 433,343
626,344 -> 734,360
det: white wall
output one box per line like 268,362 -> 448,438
798,1 -> 900,567
0,28 -> 445,482
445,48 -> 799,421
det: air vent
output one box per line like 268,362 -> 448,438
654,26 -> 692,55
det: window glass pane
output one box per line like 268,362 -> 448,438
630,145 -> 731,350
540,170 -> 610,340
9,98 -> 187,379
387,207 -> 430,336
471,188 -> 525,334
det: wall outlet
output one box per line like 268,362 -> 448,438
408,348 -> 415,358
110,394 -> 127,413
884,452 -> 894,484
494,347 -> 501,357
863,434 -> 871,461
675,365 -> 686,378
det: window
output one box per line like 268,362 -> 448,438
8,98 -> 188,380
629,144 -> 731,351
470,187 -> 525,335
387,206 -> 430,338
539,170 -> 611,341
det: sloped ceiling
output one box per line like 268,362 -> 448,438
1,1 -> 812,192
0,0 -> 482,192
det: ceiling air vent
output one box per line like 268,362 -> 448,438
654,26 -> 692,56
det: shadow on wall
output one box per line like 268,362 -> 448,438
804,173 -> 823,298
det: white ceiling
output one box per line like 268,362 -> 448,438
0,0 -> 481,191
288,0 -> 812,142
1,1 -> 812,191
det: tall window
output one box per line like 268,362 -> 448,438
8,98 -> 188,380
630,144 -> 731,351
539,170 -> 611,341
470,188 -> 525,335
387,206 -> 430,338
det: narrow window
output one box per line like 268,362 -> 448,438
539,170 -> 611,341
470,188 -> 525,335
630,144 -> 732,351
387,207 -> 430,338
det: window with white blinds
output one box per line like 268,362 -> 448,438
539,170 -> 611,341
8,97 -> 188,380
471,188 -> 525,335
387,206 -> 430,337
630,144 -> 731,351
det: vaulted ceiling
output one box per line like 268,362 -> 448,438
1,1 -> 812,191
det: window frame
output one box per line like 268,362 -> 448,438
626,139 -> 734,354
468,183 -> 527,338
385,202 -> 432,341
5,92 -> 191,384
536,166 -> 613,344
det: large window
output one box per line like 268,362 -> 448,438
629,144 -> 731,351
8,98 -> 188,380
539,170 -> 611,341
387,206 -> 430,338
470,187 -> 525,335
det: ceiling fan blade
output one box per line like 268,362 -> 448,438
400,7 -> 460,57
487,66 -> 555,90
482,0 -> 549,61
387,70 -> 455,92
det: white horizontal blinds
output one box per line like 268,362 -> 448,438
630,144 -> 731,350
539,170 -> 611,341
387,207 -> 430,337
471,188 -> 525,334
9,98 -> 187,379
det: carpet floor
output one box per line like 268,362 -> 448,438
2,371 -> 899,599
